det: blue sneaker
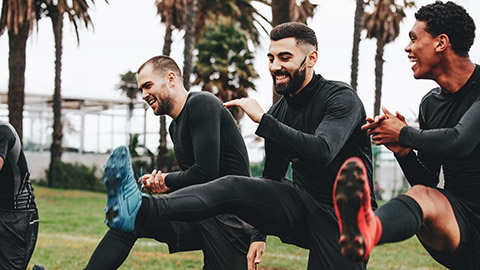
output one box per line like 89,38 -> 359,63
104,146 -> 142,231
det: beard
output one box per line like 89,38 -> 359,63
154,99 -> 172,115
272,62 -> 307,96
152,93 -> 173,116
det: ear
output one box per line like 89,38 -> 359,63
307,50 -> 318,68
434,33 -> 449,53
167,71 -> 176,87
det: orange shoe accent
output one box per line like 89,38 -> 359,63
333,157 -> 382,262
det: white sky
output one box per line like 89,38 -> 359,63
0,0 -> 479,160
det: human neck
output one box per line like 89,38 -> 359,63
169,89 -> 189,119
434,57 -> 475,94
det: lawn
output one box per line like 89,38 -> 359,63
27,186 -> 446,269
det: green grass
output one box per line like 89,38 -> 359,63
27,186 -> 446,269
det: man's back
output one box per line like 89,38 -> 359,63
166,91 -> 250,190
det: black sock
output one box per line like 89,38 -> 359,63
376,195 -> 423,244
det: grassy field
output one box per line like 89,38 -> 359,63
26,186 -> 446,269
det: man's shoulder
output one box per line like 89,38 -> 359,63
0,123 -> 15,139
187,91 -> 220,105
420,87 -> 442,105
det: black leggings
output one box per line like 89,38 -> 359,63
85,222 -> 177,270
143,176 -> 294,237
140,175 -> 365,270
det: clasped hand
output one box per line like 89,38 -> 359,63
361,106 -> 411,157
140,169 -> 170,194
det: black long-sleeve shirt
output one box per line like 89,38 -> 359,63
397,65 -> 480,213
256,73 -> 376,207
165,92 -> 251,190
164,91 -> 264,242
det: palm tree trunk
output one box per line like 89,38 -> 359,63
48,8 -> 64,187
157,14 -> 174,172
7,27 -> 30,141
271,0 -> 290,105
350,0 -> 365,92
373,38 -> 385,117
183,0 -> 197,91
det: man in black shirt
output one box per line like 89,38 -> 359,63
106,23 -> 375,269
85,56 -> 265,270
0,121 -> 39,269
334,2 -> 480,269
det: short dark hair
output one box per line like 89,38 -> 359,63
270,22 -> 318,50
137,55 -> 183,77
415,1 -> 475,57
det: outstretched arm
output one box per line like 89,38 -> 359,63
232,90 -> 365,167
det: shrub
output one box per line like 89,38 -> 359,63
43,160 -> 104,192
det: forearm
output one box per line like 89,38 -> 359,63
250,229 -> 267,243
256,114 -> 351,166
164,165 -> 218,191
395,150 -> 439,187
399,99 -> 480,157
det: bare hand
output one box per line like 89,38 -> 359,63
367,107 -> 406,145
247,241 -> 265,270
224,98 -> 264,123
141,170 -> 171,194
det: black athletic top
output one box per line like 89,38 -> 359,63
165,91 -> 251,190
256,73 -> 376,207
397,64 -> 480,214
164,91 -> 264,242
0,121 -> 36,210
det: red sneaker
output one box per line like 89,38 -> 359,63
333,157 -> 382,262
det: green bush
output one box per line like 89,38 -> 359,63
44,160 -> 104,192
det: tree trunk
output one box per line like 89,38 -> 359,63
271,0 -> 290,105
7,27 -> 29,141
183,0 -> 197,91
48,8 -> 64,187
350,0 -> 365,92
373,38 -> 385,117
157,14 -> 174,172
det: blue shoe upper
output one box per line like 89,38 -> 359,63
104,146 -> 142,231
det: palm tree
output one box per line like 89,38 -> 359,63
155,0 -> 185,172
0,0 -> 38,140
154,0 -> 269,169
270,0 -> 317,105
37,0 -> 98,187
350,0 -> 369,92
363,0 -> 414,116
193,17 -> 259,123
117,70 -> 139,125
183,0 -> 196,91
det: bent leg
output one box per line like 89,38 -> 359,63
139,176 -> 299,238
405,186 -> 460,253
85,229 -> 138,270
86,221 -> 179,270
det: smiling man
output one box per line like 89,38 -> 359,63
85,55 -> 266,270
98,22 -> 375,269
334,1 -> 480,269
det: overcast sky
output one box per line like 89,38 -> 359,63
0,0 -> 479,158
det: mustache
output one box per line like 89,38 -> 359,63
272,69 -> 291,76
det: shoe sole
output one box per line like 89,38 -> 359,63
104,146 -> 140,230
334,158 -> 367,262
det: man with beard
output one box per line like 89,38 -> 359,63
85,55 -> 266,270
103,22 -> 375,269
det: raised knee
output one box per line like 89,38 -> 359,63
404,185 -> 440,219
405,185 -> 431,199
